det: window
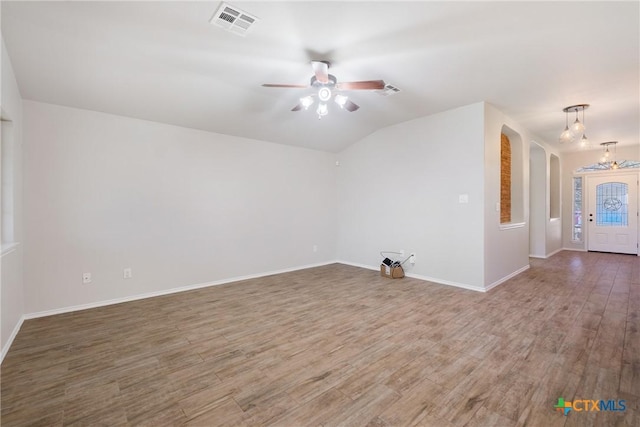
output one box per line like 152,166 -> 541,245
596,182 -> 628,227
573,177 -> 582,241
576,160 -> 640,172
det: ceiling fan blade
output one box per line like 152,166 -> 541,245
262,84 -> 309,88
344,100 -> 360,112
311,61 -> 329,84
336,80 -> 385,90
291,103 -> 303,111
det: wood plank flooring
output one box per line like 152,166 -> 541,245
1,251 -> 638,426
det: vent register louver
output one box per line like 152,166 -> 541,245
210,2 -> 259,36
378,84 -> 400,96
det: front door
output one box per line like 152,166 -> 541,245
587,173 -> 638,254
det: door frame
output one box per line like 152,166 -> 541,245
585,170 -> 639,255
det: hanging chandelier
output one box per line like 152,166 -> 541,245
559,104 -> 590,147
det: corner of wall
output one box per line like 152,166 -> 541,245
0,315 -> 24,364
337,102 -> 486,289
483,104 -> 530,287
1,35 -> 26,358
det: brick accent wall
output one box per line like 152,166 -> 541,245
500,133 -> 511,223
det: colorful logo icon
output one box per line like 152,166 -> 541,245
554,397 -> 626,416
555,397 -> 572,416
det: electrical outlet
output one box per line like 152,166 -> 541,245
123,268 -> 132,279
410,254 -> 416,264
82,273 -> 92,284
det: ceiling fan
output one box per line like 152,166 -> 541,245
262,61 -> 385,118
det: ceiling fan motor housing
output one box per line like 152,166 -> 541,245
310,74 -> 337,88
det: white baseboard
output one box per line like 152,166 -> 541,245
336,260 -> 379,272
545,248 -> 564,258
529,248 -> 564,259
405,272 -> 487,292
336,260 -> 486,292
562,247 -> 587,252
24,260 -> 338,321
485,264 -> 530,291
1,315 -> 25,364
563,247 -> 639,256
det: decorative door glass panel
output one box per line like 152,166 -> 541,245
573,177 -> 582,241
596,182 -> 628,226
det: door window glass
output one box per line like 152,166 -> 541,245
596,182 -> 628,226
573,177 -> 582,241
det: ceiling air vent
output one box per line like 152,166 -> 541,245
378,84 -> 401,96
210,3 -> 259,36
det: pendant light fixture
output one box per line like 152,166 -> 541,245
599,141 -> 619,169
580,133 -> 590,148
570,108 -> 585,135
559,104 -> 589,145
559,110 -> 574,143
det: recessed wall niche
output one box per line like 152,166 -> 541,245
500,126 -> 524,225
550,154 -> 560,219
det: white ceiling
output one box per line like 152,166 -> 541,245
2,1 -> 639,153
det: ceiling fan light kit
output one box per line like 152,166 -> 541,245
300,96 -> 314,110
318,87 -> 332,102
263,60 -> 385,119
334,94 -> 348,108
316,103 -> 328,118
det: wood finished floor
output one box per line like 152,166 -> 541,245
1,251 -> 639,426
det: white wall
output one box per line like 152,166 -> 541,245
483,104 -> 531,288
336,103 -> 486,290
546,216 -> 562,257
1,38 -> 24,357
9,96 -> 553,357
23,101 -> 337,314
529,143 -> 546,257
561,144 -> 640,251
545,154 -> 562,256
529,141 -> 563,259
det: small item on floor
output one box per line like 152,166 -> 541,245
380,263 -> 404,279
379,251 -> 406,279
